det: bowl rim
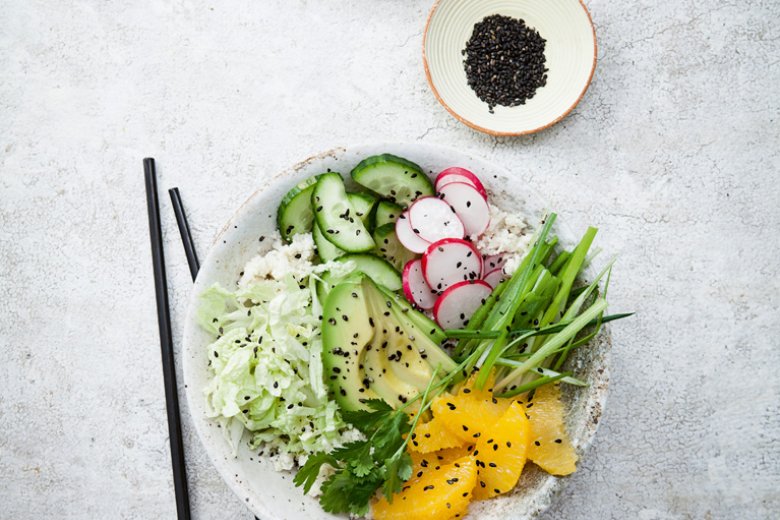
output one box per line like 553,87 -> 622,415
422,0 -> 598,137
183,142 -> 612,519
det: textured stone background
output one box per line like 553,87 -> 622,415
1,0 -> 779,519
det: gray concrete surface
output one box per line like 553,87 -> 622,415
1,0 -> 779,519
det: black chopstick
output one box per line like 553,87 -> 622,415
144,158 -> 192,520
168,188 -> 261,520
169,188 -> 200,281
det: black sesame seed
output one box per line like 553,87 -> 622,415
462,14 -> 548,112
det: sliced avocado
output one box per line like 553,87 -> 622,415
376,284 -> 448,347
322,276 -> 458,411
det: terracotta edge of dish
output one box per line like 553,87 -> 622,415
422,0 -> 599,137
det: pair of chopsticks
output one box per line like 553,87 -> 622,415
145,158 -> 258,520
144,158 -> 192,520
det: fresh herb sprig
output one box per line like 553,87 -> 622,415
294,369 -> 439,516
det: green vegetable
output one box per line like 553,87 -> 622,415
312,173 -> 375,252
277,175 -> 320,242
350,154 -> 434,207
373,222 -> 417,272
313,220 -> 345,262
321,276 -> 456,411
373,200 -> 404,228
197,273 -> 354,461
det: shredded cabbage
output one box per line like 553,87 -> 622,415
197,236 -> 359,469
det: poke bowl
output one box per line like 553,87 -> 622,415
182,142 -> 613,519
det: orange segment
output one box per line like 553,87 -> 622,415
429,446 -> 472,467
471,401 -> 531,499
372,457 -> 478,520
525,384 -> 578,475
431,388 -> 512,443
410,417 -> 466,453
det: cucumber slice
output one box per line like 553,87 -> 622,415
320,253 -> 402,300
312,173 -> 375,252
276,175 -> 320,242
373,200 -> 403,228
350,154 -> 434,207
373,223 -> 417,272
313,221 -> 345,262
347,192 -> 377,228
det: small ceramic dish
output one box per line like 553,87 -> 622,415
423,0 -> 597,136
183,143 -> 611,519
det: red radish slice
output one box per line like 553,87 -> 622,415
408,196 -> 465,243
483,254 -> 507,272
435,167 -> 488,200
483,268 -> 506,289
402,259 -> 437,310
422,238 -> 483,294
434,280 -> 493,329
395,211 -> 431,254
438,182 -> 491,239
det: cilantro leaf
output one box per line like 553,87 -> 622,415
293,452 -> 339,494
364,399 -> 394,413
341,400 -> 394,434
319,468 -> 382,516
371,411 -> 411,462
381,451 -> 413,501
332,441 -> 374,478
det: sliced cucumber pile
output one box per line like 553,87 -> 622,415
275,154 -> 428,295
277,154 -> 426,270
351,154 -> 434,207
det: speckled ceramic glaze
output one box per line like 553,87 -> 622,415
423,0 -> 597,135
182,143 -> 611,520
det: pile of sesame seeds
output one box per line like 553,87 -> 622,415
462,14 -> 548,113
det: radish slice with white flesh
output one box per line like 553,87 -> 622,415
402,258 -> 437,310
408,196 -> 465,243
483,268 -> 506,289
395,211 -> 431,254
438,182 -> 491,239
434,280 -> 493,329
435,167 -> 488,200
422,238 -> 483,293
483,254 -> 507,272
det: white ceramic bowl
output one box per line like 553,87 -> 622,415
182,143 -> 610,519
423,0 -> 597,136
